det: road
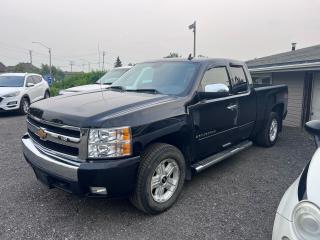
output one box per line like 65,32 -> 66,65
0,113 -> 315,239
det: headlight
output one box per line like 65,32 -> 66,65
3,91 -> 20,98
88,127 -> 132,158
293,201 -> 320,240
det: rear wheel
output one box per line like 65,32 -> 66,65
44,91 -> 50,99
130,143 -> 186,214
19,97 -> 30,115
255,112 -> 280,147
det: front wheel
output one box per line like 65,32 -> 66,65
255,112 -> 280,147
19,97 -> 30,115
130,143 -> 186,214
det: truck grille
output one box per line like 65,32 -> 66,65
26,115 -> 87,162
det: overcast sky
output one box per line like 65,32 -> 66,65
1,0 -> 320,71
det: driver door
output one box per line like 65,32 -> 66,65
189,66 -> 239,161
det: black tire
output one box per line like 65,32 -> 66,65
130,143 -> 186,214
19,97 -> 30,115
255,112 -> 280,147
44,90 -> 50,99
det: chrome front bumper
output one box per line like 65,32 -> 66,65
22,134 -> 79,181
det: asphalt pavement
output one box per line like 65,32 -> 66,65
0,112 -> 315,239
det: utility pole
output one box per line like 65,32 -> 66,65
29,50 -> 33,64
98,43 -> 100,70
32,41 -> 52,76
70,61 -> 74,72
49,48 -> 52,75
81,58 -> 91,72
188,21 -> 196,57
102,51 -> 106,71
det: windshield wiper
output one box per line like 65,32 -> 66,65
109,86 -> 125,91
126,89 -> 161,94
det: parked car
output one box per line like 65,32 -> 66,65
22,58 -> 288,214
272,120 -> 320,240
0,73 -> 50,114
58,66 -> 132,95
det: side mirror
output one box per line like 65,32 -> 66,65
305,120 -> 320,147
198,83 -> 230,99
26,82 -> 35,87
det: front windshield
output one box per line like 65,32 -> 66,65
0,76 -> 25,87
96,68 -> 130,84
111,62 -> 199,96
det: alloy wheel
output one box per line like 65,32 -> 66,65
269,118 -> 278,142
150,158 -> 180,203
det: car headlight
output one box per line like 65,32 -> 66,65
3,91 -> 20,98
88,127 -> 132,158
293,201 -> 320,240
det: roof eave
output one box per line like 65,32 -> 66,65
248,61 -> 320,73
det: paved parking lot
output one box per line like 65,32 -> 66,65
0,113 -> 315,240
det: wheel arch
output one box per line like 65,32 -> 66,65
21,94 -> 30,103
272,103 -> 284,131
133,124 -> 193,180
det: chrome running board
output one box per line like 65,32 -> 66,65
191,140 -> 253,173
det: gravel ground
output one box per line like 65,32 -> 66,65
0,112 -> 316,240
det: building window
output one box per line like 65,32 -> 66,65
251,73 -> 272,85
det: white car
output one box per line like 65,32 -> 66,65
0,73 -> 50,114
58,66 -> 131,95
272,120 -> 320,240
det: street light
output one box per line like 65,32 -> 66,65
188,21 -> 196,57
32,41 -> 52,76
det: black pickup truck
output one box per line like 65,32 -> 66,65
22,58 -> 288,214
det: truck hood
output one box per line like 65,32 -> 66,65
61,84 -> 110,94
29,90 -> 183,128
0,87 -> 24,96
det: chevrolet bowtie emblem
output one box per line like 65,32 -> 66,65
35,128 -> 47,140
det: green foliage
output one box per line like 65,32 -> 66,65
114,56 -> 122,67
164,52 -> 181,58
50,71 -> 105,96
11,63 -> 40,73
40,64 -> 65,81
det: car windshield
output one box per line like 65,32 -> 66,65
96,68 -> 130,85
0,76 -> 25,87
111,62 -> 199,96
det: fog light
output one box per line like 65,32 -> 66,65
90,187 -> 107,195
7,101 -> 17,105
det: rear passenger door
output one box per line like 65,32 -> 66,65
229,65 -> 256,140
25,75 -> 38,102
32,75 -> 45,101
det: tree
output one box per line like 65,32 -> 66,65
164,52 -> 180,58
40,64 -> 65,81
114,56 -> 122,68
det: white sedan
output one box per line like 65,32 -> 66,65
272,120 -> 320,240
0,73 -> 50,114
59,66 -> 131,95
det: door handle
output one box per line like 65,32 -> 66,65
227,104 -> 238,110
